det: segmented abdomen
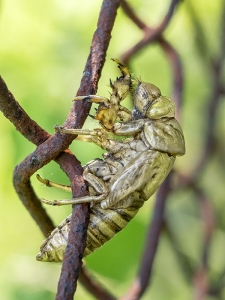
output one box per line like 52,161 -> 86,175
36,203 -> 142,262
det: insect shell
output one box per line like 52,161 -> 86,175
36,59 -> 185,262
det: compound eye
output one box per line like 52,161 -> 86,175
133,82 -> 161,119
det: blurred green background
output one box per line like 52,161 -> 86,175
0,0 -> 225,299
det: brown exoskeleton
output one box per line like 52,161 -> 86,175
36,59 -> 185,262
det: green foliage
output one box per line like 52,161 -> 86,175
0,0 -> 224,299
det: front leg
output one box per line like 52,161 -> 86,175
117,106 -> 132,122
112,119 -> 145,136
54,125 -> 110,149
54,125 -> 107,137
73,95 -> 110,106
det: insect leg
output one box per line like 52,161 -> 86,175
73,95 -> 109,105
112,119 -> 145,136
40,194 -> 106,206
40,171 -> 109,206
36,174 -> 72,192
111,58 -> 131,78
55,125 -> 111,150
117,107 -> 132,122
54,125 -> 105,137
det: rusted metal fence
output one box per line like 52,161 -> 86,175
0,0 -> 224,299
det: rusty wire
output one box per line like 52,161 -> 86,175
0,0 -> 224,299
56,2 -> 121,298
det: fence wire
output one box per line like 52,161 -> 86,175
0,1 -> 224,299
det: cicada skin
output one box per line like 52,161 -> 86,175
36,59 -> 185,262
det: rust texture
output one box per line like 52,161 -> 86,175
1,0 -> 224,299
55,2 -> 121,299
1,0 -> 120,298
